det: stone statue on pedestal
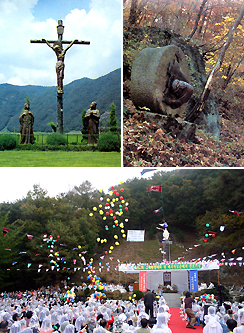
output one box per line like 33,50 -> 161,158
19,103 -> 34,144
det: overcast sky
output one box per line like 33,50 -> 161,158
0,0 -> 121,86
0,168 -> 177,203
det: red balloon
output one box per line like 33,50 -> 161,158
121,188 -> 124,192
116,192 -> 119,196
105,251 -> 108,254
106,212 -> 109,215
113,190 -> 117,194
57,235 -> 60,239
105,203 -> 109,206
111,186 -> 114,190
125,207 -> 128,211
113,216 -> 116,220
120,196 -> 123,200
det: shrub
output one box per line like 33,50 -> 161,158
46,133 -> 66,146
133,289 -> 144,300
0,135 -> 17,150
97,133 -> 120,152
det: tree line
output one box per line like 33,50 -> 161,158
1,169 -> 244,290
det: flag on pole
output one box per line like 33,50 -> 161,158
147,185 -> 162,192
2,227 -> 9,237
141,169 -> 157,176
154,207 -> 163,213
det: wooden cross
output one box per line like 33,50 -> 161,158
30,20 -> 90,134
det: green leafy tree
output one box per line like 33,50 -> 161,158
25,94 -> 30,107
109,103 -> 118,133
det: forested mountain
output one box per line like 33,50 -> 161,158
0,68 -> 121,133
1,169 -> 244,290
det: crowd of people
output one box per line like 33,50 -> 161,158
182,291 -> 244,333
1,285 -> 244,333
0,287 -> 171,333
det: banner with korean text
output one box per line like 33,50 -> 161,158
139,271 -> 147,292
190,270 -> 198,292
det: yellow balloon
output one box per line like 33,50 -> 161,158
88,271 -> 91,274
89,213 -> 93,216
99,189 -> 103,193
91,258 -> 93,262
129,296 -> 131,300
115,242 -> 119,245
107,198 -> 110,202
112,199 -> 116,202
114,235 -> 118,239
109,191 -> 113,195
133,294 -> 136,298
101,240 -> 104,244
120,181 -> 123,184
79,253 -> 81,256
99,210 -> 104,215
78,245 -> 81,249
121,230 -> 125,233
103,217 -> 107,220
119,223 -> 124,228
116,198 -> 119,201
110,246 -> 114,250
122,200 -> 125,203
109,250 -> 112,253
110,214 -> 113,217
122,234 -> 126,238
93,207 -> 97,211
97,238 -> 100,242
104,239 -> 107,243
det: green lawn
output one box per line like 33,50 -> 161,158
0,151 -> 121,167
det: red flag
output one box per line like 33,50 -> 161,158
146,185 -> 162,193
2,228 -> 9,237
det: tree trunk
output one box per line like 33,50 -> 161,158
186,1 -> 244,122
128,0 -> 139,25
187,0 -> 208,42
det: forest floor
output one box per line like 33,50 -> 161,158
123,97 -> 244,167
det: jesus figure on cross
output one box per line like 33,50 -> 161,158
42,38 -> 77,95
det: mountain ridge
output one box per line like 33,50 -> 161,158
0,68 -> 121,133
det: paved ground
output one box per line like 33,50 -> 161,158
162,293 -> 182,307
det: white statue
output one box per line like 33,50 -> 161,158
163,228 -> 170,240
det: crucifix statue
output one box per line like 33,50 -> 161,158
30,20 -> 90,134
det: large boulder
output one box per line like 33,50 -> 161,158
124,27 -> 221,138
131,45 -> 191,117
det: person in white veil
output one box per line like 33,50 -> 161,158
203,307 -> 223,333
63,324 -> 75,333
40,317 -> 53,333
233,308 -> 244,333
74,316 -> 86,333
204,307 -> 219,325
156,306 -> 170,322
10,321 -> 21,333
151,313 -> 171,333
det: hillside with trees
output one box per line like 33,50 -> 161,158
0,68 -> 121,133
123,0 -> 244,166
1,169 -> 244,290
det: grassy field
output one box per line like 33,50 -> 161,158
0,151 -> 121,167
